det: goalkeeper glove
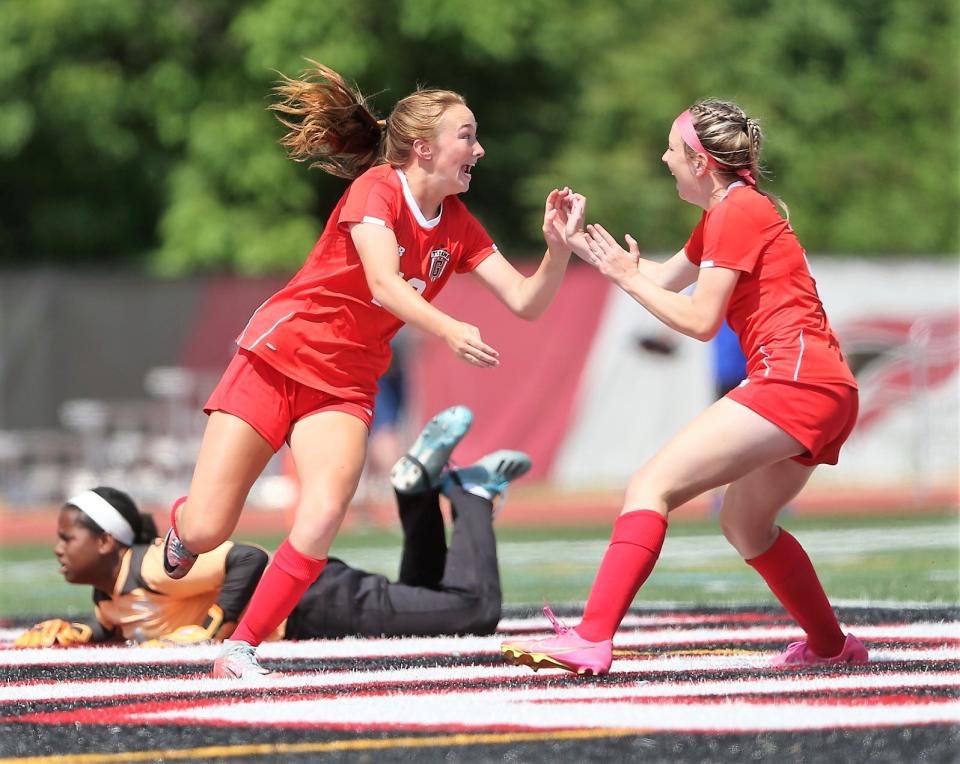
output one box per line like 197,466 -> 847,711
139,605 -> 224,648
14,619 -> 93,648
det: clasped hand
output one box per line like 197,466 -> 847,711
542,187 -> 587,254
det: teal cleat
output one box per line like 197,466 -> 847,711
443,449 -> 531,506
390,405 -> 473,494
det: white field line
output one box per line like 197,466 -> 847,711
1,621 -> 957,666
136,694 -> 960,731
0,622 -> 960,666
1,658 -> 957,704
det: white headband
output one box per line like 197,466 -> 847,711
66,490 -> 136,546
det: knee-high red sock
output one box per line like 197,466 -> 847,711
576,510 -> 668,642
231,538 -> 326,646
747,528 -> 845,657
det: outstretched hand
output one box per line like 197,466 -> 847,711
444,319 -> 500,368
583,224 -> 642,284
14,619 -> 93,648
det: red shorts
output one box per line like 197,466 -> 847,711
726,377 -> 858,466
204,349 -> 374,452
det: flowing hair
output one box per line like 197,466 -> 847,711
270,61 -> 466,180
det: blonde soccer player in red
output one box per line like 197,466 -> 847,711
502,99 -> 867,675
161,63 -> 585,680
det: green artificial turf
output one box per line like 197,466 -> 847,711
1,511 -> 956,621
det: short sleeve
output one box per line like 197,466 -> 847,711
684,216 -> 706,265
454,208 -> 497,274
701,201 -> 765,274
338,173 -> 399,231
92,591 -> 115,631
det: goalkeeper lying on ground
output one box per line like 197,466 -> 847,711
15,486 -> 266,648
15,406 -> 531,648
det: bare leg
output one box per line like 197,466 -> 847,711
223,410 -> 368,653
719,459 -> 814,558
287,410 -> 369,557
178,412 -> 275,552
574,398 -> 808,643
622,397 -> 807,516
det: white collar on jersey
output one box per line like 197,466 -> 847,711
719,180 -> 747,201
395,169 -> 443,229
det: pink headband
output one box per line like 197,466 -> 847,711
673,110 -> 756,186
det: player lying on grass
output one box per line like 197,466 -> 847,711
15,406 -> 529,652
13,485 -> 261,648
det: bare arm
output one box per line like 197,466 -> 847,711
657,249 -> 701,292
586,225 -> 738,341
470,188 -> 582,320
351,222 -> 500,367
579,224 -> 699,292
470,249 -> 569,320
618,266 -> 738,341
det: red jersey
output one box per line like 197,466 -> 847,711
237,164 -> 497,400
684,186 -> 856,387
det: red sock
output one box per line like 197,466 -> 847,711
169,496 -> 187,537
231,538 -> 326,646
747,528 -> 845,657
576,510 -> 668,642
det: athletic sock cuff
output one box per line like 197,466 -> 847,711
610,509 -> 668,554
273,539 -> 327,581
745,528 -> 806,582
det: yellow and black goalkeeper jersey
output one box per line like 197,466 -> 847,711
90,540 -> 267,643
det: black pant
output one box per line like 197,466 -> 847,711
285,484 -> 502,638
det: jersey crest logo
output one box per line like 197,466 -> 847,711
429,249 -> 450,280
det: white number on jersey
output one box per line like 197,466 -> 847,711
371,273 -> 427,307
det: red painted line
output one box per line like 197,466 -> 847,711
540,693 -> 959,707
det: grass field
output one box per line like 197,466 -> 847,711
3,603 -> 958,762
1,510 -> 956,620
2,508 -> 958,763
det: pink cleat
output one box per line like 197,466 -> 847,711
771,633 -> 869,667
500,606 -> 612,676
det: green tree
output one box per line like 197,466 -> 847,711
0,0 -> 955,274
522,0 -> 959,255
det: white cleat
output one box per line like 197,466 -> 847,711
212,639 -> 280,681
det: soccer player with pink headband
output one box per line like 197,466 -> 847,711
502,98 -> 867,675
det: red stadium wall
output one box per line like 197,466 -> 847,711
409,266 -> 610,480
